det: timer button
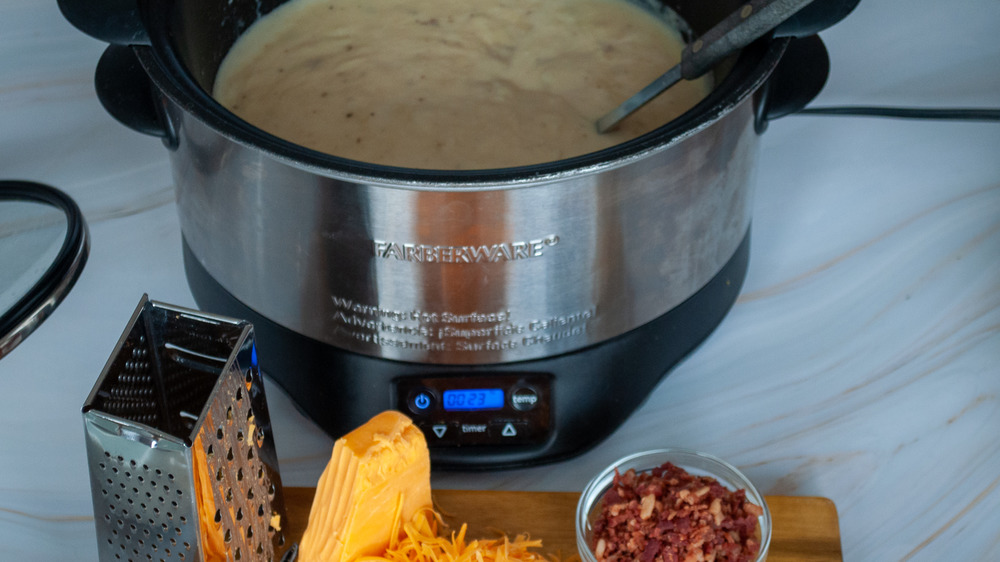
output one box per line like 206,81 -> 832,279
510,387 -> 539,411
407,389 -> 436,415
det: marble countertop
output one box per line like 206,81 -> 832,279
1,0 -> 998,560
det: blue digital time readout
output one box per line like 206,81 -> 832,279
442,388 -> 505,411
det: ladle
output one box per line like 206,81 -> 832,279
597,0 -> 817,133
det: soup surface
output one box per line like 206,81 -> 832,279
213,0 -> 712,169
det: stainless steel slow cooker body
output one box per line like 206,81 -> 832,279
61,0 -> 848,467
138,0 -> 782,366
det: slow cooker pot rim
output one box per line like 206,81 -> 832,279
136,1 -> 790,190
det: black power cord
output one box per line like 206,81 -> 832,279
798,106 -> 1000,122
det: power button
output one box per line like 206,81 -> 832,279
407,389 -> 436,415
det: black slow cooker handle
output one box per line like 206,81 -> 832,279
755,34 -> 830,133
57,0 -> 149,45
773,0 -> 860,38
753,0 -> 859,131
94,45 -> 178,148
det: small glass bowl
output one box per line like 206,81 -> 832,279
575,448 -> 771,562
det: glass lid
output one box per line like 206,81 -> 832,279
0,181 -> 89,359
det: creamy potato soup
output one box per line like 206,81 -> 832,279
213,0 -> 711,169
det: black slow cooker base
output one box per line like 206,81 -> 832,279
182,231 -> 750,470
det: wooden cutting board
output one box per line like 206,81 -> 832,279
282,488 -> 842,561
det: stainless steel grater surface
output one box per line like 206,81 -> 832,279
83,295 -> 289,562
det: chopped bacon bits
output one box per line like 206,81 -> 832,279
590,462 -> 763,562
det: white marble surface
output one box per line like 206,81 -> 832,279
1,0 -> 998,560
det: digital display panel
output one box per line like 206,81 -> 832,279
442,388 -> 505,411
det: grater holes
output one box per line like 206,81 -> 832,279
194,366 -> 283,562
94,449 -> 196,562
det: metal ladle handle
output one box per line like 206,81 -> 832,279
596,0 -> 817,133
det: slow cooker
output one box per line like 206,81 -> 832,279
60,0 -> 857,469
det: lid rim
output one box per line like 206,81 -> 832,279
0,180 -> 90,360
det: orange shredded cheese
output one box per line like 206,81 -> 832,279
192,433 -> 227,562
355,508 -> 562,562
298,411 -> 576,562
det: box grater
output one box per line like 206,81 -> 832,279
83,295 -> 291,562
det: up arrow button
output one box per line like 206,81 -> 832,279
489,421 -> 527,440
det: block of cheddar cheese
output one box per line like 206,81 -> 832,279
298,410 -> 432,561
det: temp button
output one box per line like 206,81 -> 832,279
510,387 -> 540,411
